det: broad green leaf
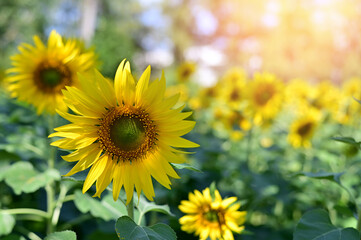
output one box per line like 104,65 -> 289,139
136,195 -> 174,217
2,234 -> 26,240
331,137 -> 360,149
295,171 -> 344,185
0,160 -> 11,181
74,190 -> 127,221
115,216 -> 176,240
44,230 -> 77,240
3,162 -> 60,194
0,212 -> 15,236
171,163 -> 202,172
293,209 -> 360,240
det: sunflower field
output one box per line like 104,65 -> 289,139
1,1 -> 361,240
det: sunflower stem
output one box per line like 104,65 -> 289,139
127,197 -> 134,221
0,208 -> 49,218
245,125 -> 253,164
46,114 -> 57,234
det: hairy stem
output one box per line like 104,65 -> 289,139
127,198 -> 134,220
0,208 -> 49,218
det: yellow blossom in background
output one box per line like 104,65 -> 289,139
218,68 -> 247,110
189,84 -> 219,110
287,110 -> 319,148
284,79 -> 315,112
308,81 -> 340,119
336,78 -> 361,125
179,187 -> 246,240
166,83 -> 190,105
50,59 -> 198,203
177,61 -> 196,82
246,73 -> 284,126
5,30 -> 96,114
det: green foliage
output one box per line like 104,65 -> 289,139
296,171 -> 344,185
332,137 -> 361,149
44,230 -> 77,240
135,195 -> 174,226
293,209 -> 360,240
2,162 -> 60,195
115,216 -> 176,240
73,190 -> 128,221
0,212 -> 15,236
171,163 -> 202,172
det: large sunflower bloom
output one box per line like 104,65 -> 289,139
50,60 -> 198,203
5,30 -> 96,114
179,187 -> 246,240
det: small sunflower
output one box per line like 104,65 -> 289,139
179,187 -> 246,240
218,69 -> 247,110
288,112 -> 318,148
177,61 -> 196,82
336,78 -> 361,125
246,73 -> 284,125
50,60 -> 198,203
6,30 -> 96,114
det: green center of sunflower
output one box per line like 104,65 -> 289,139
204,210 -> 219,222
33,60 -> 72,93
40,68 -> 63,87
110,118 -> 146,151
98,106 -> 157,162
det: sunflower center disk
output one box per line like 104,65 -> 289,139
204,210 -> 219,223
110,118 -> 146,151
33,60 -> 72,93
297,122 -> 313,136
40,68 -> 63,87
98,107 -> 157,162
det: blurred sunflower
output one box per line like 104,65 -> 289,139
189,84 -> 219,110
308,81 -> 339,118
246,73 -> 284,125
218,69 -> 247,110
284,79 -> 315,111
336,78 -> 361,125
288,112 -> 319,148
50,60 -> 198,203
177,61 -> 196,82
179,187 -> 246,240
5,30 -> 96,114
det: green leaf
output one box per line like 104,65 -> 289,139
2,234 -> 26,240
331,137 -> 360,148
0,160 -> 11,181
3,162 -> 60,195
0,212 -> 15,236
74,190 -> 127,221
44,230 -> 77,240
115,216 -> 176,240
136,195 -> 173,218
171,163 -> 202,172
293,209 -> 360,240
295,171 -> 344,185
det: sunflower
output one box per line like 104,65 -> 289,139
287,112 -> 319,148
50,60 -> 198,203
177,61 -> 196,82
179,187 -> 246,240
246,73 -> 284,125
335,78 -> 361,125
5,30 -> 96,114
218,69 -> 247,110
